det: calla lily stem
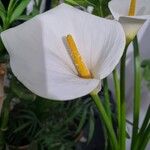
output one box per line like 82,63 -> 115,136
113,68 -> 120,136
103,78 -> 112,121
133,124 -> 150,150
120,44 -> 129,150
90,91 -> 118,150
131,36 -> 141,149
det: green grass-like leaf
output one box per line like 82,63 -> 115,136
87,108 -> 95,143
65,0 -> 111,17
9,0 -> 30,23
0,0 -> 6,23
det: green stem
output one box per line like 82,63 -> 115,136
90,92 -> 118,150
98,1 -> 104,17
119,45 -> 129,150
99,5 -> 104,17
131,36 -> 141,149
139,124 -> 150,150
140,105 -> 150,132
132,105 -> 150,150
37,0 -> 43,10
103,78 -> 112,121
113,68 -> 120,138
133,123 -> 150,150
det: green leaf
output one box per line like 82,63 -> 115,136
9,0 -> 30,23
10,77 -> 36,101
65,0 -> 85,6
7,0 -> 16,13
87,108 -> 95,143
17,15 -> 34,21
0,1 -> 6,23
66,0 -> 96,7
13,122 -> 31,133
51,0 -> 59,8
0,1 -> 5,11
143,66 -> 150,81
65,105 -> 82,124
76,107 -> 88,134
140,105 -> 150,132
65,0 -> 111,17
0,94 -> 12,130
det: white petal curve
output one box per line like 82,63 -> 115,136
37,3 -> 125,72
1,4 -> 101,100
119,16 -> 146,42
90,21 -> 126,79
39,3 -> 126,80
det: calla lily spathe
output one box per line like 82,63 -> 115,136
1,4 -> 125,100
109,0 -> 150,43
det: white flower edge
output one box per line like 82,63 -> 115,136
1,3 -> 126,100
108,0 -> 150,21
119,16 -> 146,43
108,0 -> 150,42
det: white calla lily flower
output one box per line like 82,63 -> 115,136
109,0 -> 150,43
1,4 -> 125,100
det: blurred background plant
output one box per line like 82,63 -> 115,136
65,0 -> 111,17
141,59 -> 150,90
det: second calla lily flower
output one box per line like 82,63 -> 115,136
109,0 -> 150,43
1,4 -> 125,100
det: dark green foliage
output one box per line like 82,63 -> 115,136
51,0 -> 60,8
0,0 -> 42,33
0,0 -> 39,56
0,0 -> 30,30
3,74 -> 97,149
5,94 -> 97,149
4,74 -> 114,149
